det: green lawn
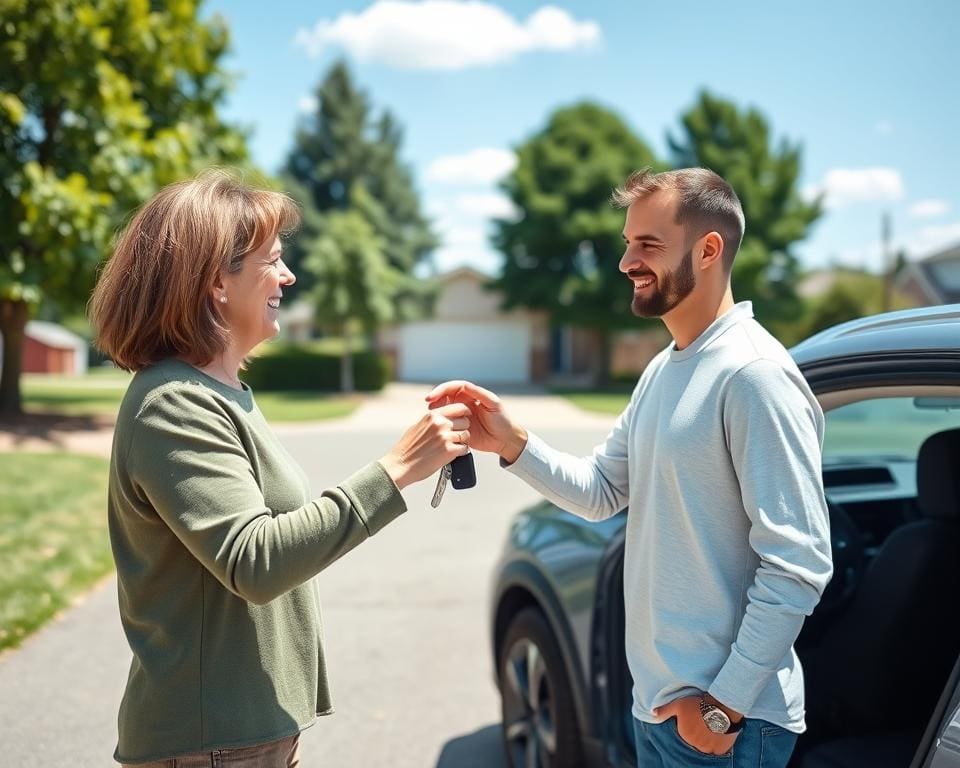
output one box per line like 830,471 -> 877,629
22,371 -> 132,416
253,391 -> 360,421
0,453 -> 113,652
552,388 -> 632,415
22,371 -> 360,422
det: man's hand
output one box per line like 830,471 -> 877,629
425,380 -> 527,463
654,695 -> 741,756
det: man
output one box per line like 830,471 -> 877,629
428,168 -> 833,767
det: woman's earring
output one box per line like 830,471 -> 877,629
219,296 -> 227,304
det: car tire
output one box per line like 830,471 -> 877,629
498,607 -> 583,768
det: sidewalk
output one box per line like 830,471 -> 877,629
273,381 -> 616,433
0,412 -> 116,457
0,383 -> 615,456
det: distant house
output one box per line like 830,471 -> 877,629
378,267 -> 549,384
0,321 -> 88,376
895,242 -> 960,306
378,267 -> 666,385
277,299 -> 315,343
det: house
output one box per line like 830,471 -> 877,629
895,242 -> 960,306
0,321 -> 88,376
378,267 -> 549,384
378,267 -> 666,385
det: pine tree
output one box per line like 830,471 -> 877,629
283,61 -> 435,322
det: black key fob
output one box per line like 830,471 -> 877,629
450,452 -> 477,490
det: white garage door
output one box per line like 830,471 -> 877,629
398,321 -> 531,383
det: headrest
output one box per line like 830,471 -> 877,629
918,428 -> 960,519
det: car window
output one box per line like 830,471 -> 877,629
823,396 -> 960,463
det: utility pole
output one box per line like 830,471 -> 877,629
881,211 -> 892,313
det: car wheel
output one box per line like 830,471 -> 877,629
498,607 -> 582,768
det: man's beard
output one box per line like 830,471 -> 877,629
630,248 -> 696,318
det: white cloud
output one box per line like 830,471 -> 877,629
908,199 -> 951,219
910,221 -> 960,256
452,192 -> 521,220
293,1 -> 602,69
825,221 -> 960,271
441,223 -> 488,248
428,218 -> 501,274
805,167 -> 905,209
875,120 -> 894,135
830,241 -> 888,271
297,95 -> 317,114
425,197 -> 510,274
431,242 -> 502,274
426,148 -> 517,185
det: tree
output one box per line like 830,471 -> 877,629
799,270 -> 915,343
283,61 -> 435,320
302,190 -> 401,392
668,91 -> 823,328
491,102 -> 661,384
0,0 -> 247,414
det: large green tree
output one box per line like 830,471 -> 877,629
283,61 -> 435,321
0,0 -> 247,414
668,91 -> 822,326
491,102 -> 661,383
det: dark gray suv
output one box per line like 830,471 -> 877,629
490,304 -> 960,768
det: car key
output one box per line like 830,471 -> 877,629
449,452 -> 477,490
431,453 -> 477,508
431,463 -> 452,508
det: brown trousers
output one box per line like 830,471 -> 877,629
122,733 -> 300,768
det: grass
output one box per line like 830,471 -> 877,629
21,370 -> 361,422
0,453 -> 113,652
22,371 -> 132,416
552,386 -> 633,415
253,391 -> 360,421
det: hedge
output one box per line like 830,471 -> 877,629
243,346 -> 390,391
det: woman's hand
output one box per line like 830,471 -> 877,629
425,380 -> 528,463
380,402 -> 473,490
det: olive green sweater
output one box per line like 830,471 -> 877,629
108,358 -> 406,763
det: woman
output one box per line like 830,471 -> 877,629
90,169 -> 471,766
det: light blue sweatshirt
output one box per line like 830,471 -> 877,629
507,302 -> 832,732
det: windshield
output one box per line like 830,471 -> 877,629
823,396 -> 960,463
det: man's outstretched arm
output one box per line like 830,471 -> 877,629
426,380 -> 632,521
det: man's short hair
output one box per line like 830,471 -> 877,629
611,168 -> 745,271
90,168 -> 300,371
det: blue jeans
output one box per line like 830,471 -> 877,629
634,716 -> 797,768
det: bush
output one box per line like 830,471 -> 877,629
244,345 -> 390,391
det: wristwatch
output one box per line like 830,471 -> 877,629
699,697 -> 745,734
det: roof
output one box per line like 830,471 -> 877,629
25,321 -> 85,350
895,241 -> 960,304
791,303 -> 960,367
436,265 -> 493,284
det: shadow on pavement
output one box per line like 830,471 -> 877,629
0,412 -> 113,443
435,723 -> 508,768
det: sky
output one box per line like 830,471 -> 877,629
202,0 -> 960,277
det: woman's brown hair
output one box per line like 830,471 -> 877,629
90,169 -> 300,371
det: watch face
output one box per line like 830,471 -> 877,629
704,708 -> 731,734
